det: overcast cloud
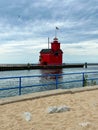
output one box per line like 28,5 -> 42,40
0,0 -> 98,63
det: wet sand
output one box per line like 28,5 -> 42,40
0,88 -> 98,130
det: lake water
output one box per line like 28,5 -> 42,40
0,66 -> 98,98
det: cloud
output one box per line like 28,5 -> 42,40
61,39 -> 98,63
63,39 -> 98,55
0,0 -> 98,63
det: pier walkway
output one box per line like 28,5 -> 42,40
0,85 -> 98,105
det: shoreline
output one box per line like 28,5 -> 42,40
0,85 -> 98,105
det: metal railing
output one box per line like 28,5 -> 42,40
0,71 -> 98,98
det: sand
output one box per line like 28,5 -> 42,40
0,89 -> 98,130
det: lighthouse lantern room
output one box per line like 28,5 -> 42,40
39,37 -> 63,65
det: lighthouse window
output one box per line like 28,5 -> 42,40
54,52 -> 58,56
43,62 -> 47,65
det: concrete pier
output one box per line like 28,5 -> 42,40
0,63 -> 84,71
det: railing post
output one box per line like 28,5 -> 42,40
82,72 -> 85,87
19,77 -> 22,95
55,74 -> 58,89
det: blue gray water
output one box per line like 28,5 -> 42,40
0,66 -> 98,98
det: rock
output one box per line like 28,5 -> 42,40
47,105 -> 70,114
79,122 -> 91,127
57,105 -> 70,112
47,106 -> 58,113
23,112 -> 32,121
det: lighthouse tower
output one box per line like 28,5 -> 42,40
39,37 -> 63,65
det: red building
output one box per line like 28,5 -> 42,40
39,37 -> 63,65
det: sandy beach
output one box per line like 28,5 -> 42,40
0,87 -> 98,130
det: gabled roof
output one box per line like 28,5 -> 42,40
40,49 -> 52,53
40,49 -> 63,54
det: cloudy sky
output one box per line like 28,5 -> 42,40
0,0 -> 98,64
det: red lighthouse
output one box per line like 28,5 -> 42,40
39,37 -> 63,65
